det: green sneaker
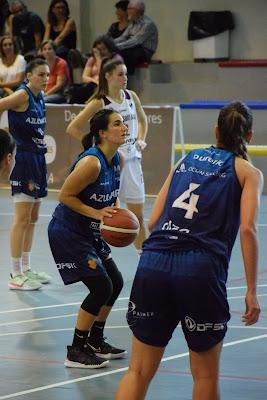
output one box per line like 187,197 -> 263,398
8,274 -> 42,291
23,269 -> 51,284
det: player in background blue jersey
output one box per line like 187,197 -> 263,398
116,101 -> 263,400
0,59 -> 52,291
48,109 -> 128,369
0,129 -> 15,179
67,59 -> 148,254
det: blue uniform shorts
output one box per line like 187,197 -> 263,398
127,249 -> 230,352
10,150 -> 47,198
48,217 -> 111,285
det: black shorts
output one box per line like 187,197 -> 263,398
127,249 -> 230,352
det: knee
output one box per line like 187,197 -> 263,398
14,214 -> 31,229
127,364 -> 155,384
81,275 -> 113,315
30,214 -> 39,224
103,258 -> 123,306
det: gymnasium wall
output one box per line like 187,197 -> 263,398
24,0 -> 267,61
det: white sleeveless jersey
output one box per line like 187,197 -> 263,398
101,90 -> 140,160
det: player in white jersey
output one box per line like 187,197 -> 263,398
67,59 -> 148,252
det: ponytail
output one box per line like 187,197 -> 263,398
218,101 -> 253,160
81,131 -> 94,150
90,59 -> 125,101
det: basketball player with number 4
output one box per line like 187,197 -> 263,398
116,101 -> 263,400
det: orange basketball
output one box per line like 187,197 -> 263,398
100,208 -> 140,247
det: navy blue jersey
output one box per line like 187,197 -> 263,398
143,146 -> 242,262
53,146 -> 121,238
8,84 -> 47,154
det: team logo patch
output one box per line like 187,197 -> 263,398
28,182 -> 34,192
87,259 -> 97,269
185,316 -> 197,331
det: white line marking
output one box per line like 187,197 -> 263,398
0,287 -> 267,316
0,334 -> 266,399
0,325 -> 129,337
1,324 -> 267,339
0,307 -> 128,327
0,297 -> 129,315
228,325 -> 267,330
228,293 -> 267,300
227,284 -> 267,290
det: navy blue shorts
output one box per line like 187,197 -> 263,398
127,249 -> 230,352
10,150 -> 47,198
48,217 -> 111,285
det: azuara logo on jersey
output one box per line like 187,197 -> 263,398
45,135 -> 57,164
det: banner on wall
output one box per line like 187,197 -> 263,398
1,105 -> 177,196
46,105 -> 177,196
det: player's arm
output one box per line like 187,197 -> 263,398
66,99 -> 102,141
130,90 -> 148,151
115,151 -> 125,208
58,155 -> 117,220
148,158 -> 184,231
0,89 -> 28,113
238,160 -> 263,325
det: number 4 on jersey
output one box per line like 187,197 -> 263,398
172,183 -> 200,219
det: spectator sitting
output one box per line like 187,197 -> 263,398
44,0 -> 77,61
40,40 -> 70,104
10,0 -> 45,61
61,34 -> 125,104
114,0 -> 158,74
0,35 -> 26,98
0,0 -> 11,36
82,34 -> 123,86
107,1 -> 129,39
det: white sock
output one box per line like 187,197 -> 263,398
11,257 -> 22,277
22,252 -> 31,273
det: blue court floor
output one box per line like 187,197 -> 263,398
0,189 -> 266,399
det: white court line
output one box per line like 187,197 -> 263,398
0,325 -> 129,337
0,334 -> 266,399
0,297 -> 129,315
227,284 -> 267,290
1,293 -> 267,325
228,293 -> 267,300
0,288 -> 267,316
0,307 -> 128,327
1,324 -> 267,338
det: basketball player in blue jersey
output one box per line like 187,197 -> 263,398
0,129 -> 16,179
67,59 -> 148,253
0,58 -> 52,291
48,109 -> 128,368
116,101 -> 263,400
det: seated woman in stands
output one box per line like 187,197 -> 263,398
82,35 -> 123,86
107,1 -> 129,39
0,35 -> 26,98
44,0 -> 77,60
63,34 -> 124,104
41,39 -> 70,103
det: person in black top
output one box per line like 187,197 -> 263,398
44,0 -> 77,60
10,0 -> 45,61
107,1 -> 129,39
